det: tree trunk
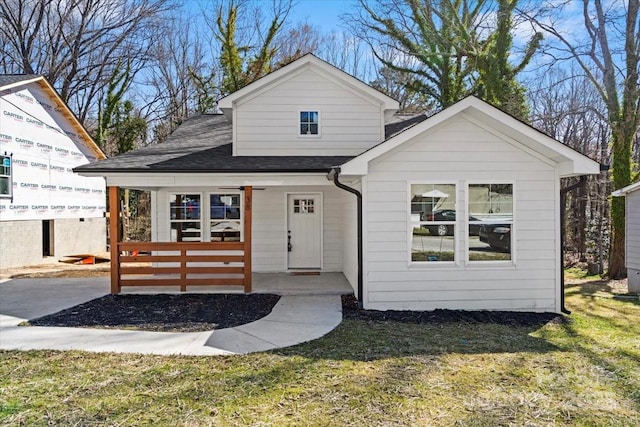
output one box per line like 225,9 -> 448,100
608,126 -> 632,279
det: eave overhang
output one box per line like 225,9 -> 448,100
612,181 -> 640,196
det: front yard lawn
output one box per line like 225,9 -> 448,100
1,276 -> 638,426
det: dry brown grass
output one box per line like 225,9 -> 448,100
1,273 -> 638,426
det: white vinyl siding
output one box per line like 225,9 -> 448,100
234,70 -> 383,156
627,190 -> 640,271
364,117 -> 559,312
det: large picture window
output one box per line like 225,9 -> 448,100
169,194 -> 201,242
210,193 -> 241,242
410,184 -> 456,262
468,184 -> 513,261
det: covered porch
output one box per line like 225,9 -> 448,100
108,185 -> 356,296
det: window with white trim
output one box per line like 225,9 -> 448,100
210,193 -> 241,242
468,184 -> 513,261
169,194 -> 201,242
410,183 -> 456,262
0,153 -> 11,199
299,111 -> 319,135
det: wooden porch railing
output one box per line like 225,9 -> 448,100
108,185 -> 253,294
111,241 -> 251,293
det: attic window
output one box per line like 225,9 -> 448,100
300,111 -> 319,136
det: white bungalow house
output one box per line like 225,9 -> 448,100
0,75 -> 106,269
76,54 -> 600,313
612,181 -> 640,293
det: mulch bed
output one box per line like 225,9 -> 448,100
341,295 -> 565,326
24,293 -> 564,333
26,294 -> 281,332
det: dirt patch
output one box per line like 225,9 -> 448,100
2,262 -> 110,279
565,277 -> 630,294
341,295 -> 565,326
10,268 -> 111,279
25,294 -> 281,332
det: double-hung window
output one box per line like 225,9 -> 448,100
468,184 -> 513,261
169,194 -> 201,242
410,183 -> 457,262
169,192 -> 243,242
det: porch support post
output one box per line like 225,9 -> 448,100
244,186 -> 252,293
108,186 -> 121,294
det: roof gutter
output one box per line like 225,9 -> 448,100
329,167 -> 363,309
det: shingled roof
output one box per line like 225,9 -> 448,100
0,74 -> 41,88
75,113 -> 426,174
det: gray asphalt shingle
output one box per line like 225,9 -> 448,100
0,74 -> 41,88
75,113 -> 426,174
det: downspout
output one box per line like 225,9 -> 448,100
330,166 -> 364,309
559,175 -> 588,314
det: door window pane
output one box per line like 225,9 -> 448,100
293,198 -> 314,213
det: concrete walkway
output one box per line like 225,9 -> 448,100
0,276 -> 348,356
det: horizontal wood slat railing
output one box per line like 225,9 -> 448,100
112,241 -> 251,293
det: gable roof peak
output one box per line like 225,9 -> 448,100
217,54 -> 399,112
0,74 -> 105,160
341,95 -> 600,178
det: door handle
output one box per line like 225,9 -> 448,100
287,230 -> 292,252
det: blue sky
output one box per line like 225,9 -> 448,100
288,0 -> 357,32
183,0 -> 357,33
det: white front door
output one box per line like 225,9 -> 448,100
287,194 -> 322,269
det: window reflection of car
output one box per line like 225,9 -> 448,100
423,210 -> 481,236
478,224 -> 511,251
170,199 -> 200,219
210,195 -> 240,219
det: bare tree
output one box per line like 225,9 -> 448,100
273,23 -> 322,65
139,12 -> 213,143
318,30 -> 373,80
0,0 -> 176,124
528,68 -> 611,271
369,46 -> 434,112
527,0 -> 640,278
